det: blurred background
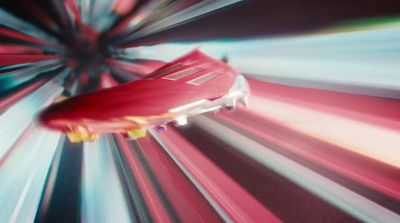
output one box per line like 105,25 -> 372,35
0,0 -> 399,222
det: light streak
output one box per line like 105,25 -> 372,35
0,1 -> 399,222
0,8 -> 56,42
151,128 -> 282,223
121,0 -> 243,41
36,136 -> 65,219
0,124 -> 62,223
0,60 -> 63,92
149,129 -> 234,223
136,136 -> 224,223
216,108 -> 400,200
191,115 -> 400,223
128,19 -> 400,98
114,134 -> 172,223
81,135 -> 133,223
0,79 -> 46,112
248,95 -> 400,168
0,68 -> 68,159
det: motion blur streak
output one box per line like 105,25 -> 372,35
0,60 -> 62,92
0,70 -> 68,159
81,135 -> 133,223
151,128 -> 282,223
247,79 -> 400,131
150,129 -> 234,223
191,115 -> 400,223
0,80 -> 46,112
120,0 -> 243,42
217,108 -> 400,201
0,124 -> 61,223
248,95 -> 400,168
0,8 -> 54,41
129,19 -> 400,97
115,134 -> 172,223
1,1 -> 399,222
135,136 -> 224,223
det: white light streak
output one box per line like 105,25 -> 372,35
81,135 -> 133,223
0,68 -> 69,159
192,116 -> 400,223
128,23 -> 400,97
249,95 -> 400,168
0,124 -> 62,223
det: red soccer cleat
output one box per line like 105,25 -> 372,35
39,50 -> 250,143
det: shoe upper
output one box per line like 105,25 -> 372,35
40,50 -> 239,130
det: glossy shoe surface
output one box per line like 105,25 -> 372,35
40,50 -> 250,142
